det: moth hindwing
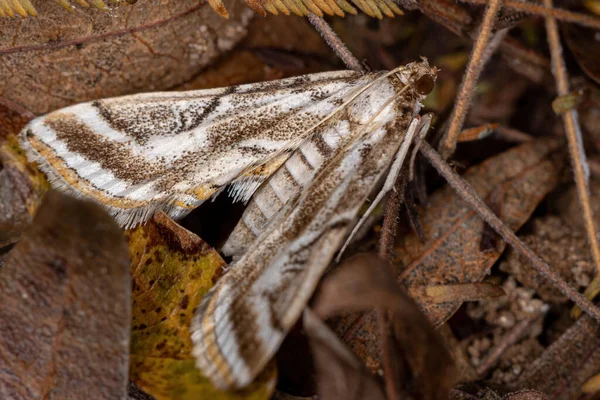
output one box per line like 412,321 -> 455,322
191,60 -> 437,389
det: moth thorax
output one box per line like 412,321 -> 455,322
346,78 -> 398,125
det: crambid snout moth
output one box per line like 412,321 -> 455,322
20,60 -> 437,389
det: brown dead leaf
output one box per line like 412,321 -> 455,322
511,310 -> 600,399
450,387 -> 549,400
458,124 -> 499,143
0,98 -> 35,140
0,0 -> 252,114
177,14 -> 334,92
563,23 -> 600,85
500,216 -> 595,303
314,254 -> 456,400
0,134 -> 49,247
397,139 -> 564,326
304,309 -> 387,400
502,390 -> 548,400
128,212 -> 276,400
409,282 -> 505,304
0,190 -> 131,399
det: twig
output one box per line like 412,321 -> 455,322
542,0 -> 600,318
494,125 -> 535,143
378,179 -> 404,261
438,0 -> 503,159
376,174 -> 406,400
476,316 -> 539,377
307,13 -> 364,73
419,141 -> 600,323
459,0 -> 600,30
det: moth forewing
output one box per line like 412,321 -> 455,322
191,61 -> 437,389
18,58 -> 438,390
19,69 -> 392,228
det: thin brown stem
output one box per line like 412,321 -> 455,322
378,180 -> 403,260
460,0 -> 600,30
494,125 -> 535,143
376,177 -> 405,400
307,13 -> 364,73
543,0 -> 600,318
438,0 -> 503,159
419,141 -> 600,323
377,311 -> 400,400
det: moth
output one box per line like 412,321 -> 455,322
19,60 -> 437,389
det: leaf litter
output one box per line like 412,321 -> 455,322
128,211 -> 276,400
2,1 -> 600,399
0,191 -> 131,399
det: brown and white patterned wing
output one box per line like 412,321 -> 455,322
191,114 -> 418,388
191,60 -> 437,389
19,70 -> 379,227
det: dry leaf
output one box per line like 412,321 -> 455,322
0,0 -> 252,114
0,134 -> 49,247
177,14 -> 335,92
397,139 -> 564,326
408,282 -> 505,304
314,254 -> 456,400
303,309 -> 387,400
0,190 -> 131,399
457,123 -> 499,142
563,23 -> 600,85
511,310 -> 600,399
0,98 -> 35,140
500,216 -> 595,303
128,212 -> 276,400
502,390 -> 549,400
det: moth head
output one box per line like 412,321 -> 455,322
415,73 -> 435,95
393,58 -> 438,98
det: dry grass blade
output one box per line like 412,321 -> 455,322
204,0 -> 402,19
0,0 -> 128,16
460,0 -> 600,30
438,0 -> 503,159
419,141 -> 600,323
543,0 -> 600,318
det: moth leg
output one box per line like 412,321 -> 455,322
409,113 -> 433,181
336,116 -> 423,262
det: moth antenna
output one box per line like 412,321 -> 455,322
335,116 -> 422,262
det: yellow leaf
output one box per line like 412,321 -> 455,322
128,212 -> 276,400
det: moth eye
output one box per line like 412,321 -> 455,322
415,74 -> 435,95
